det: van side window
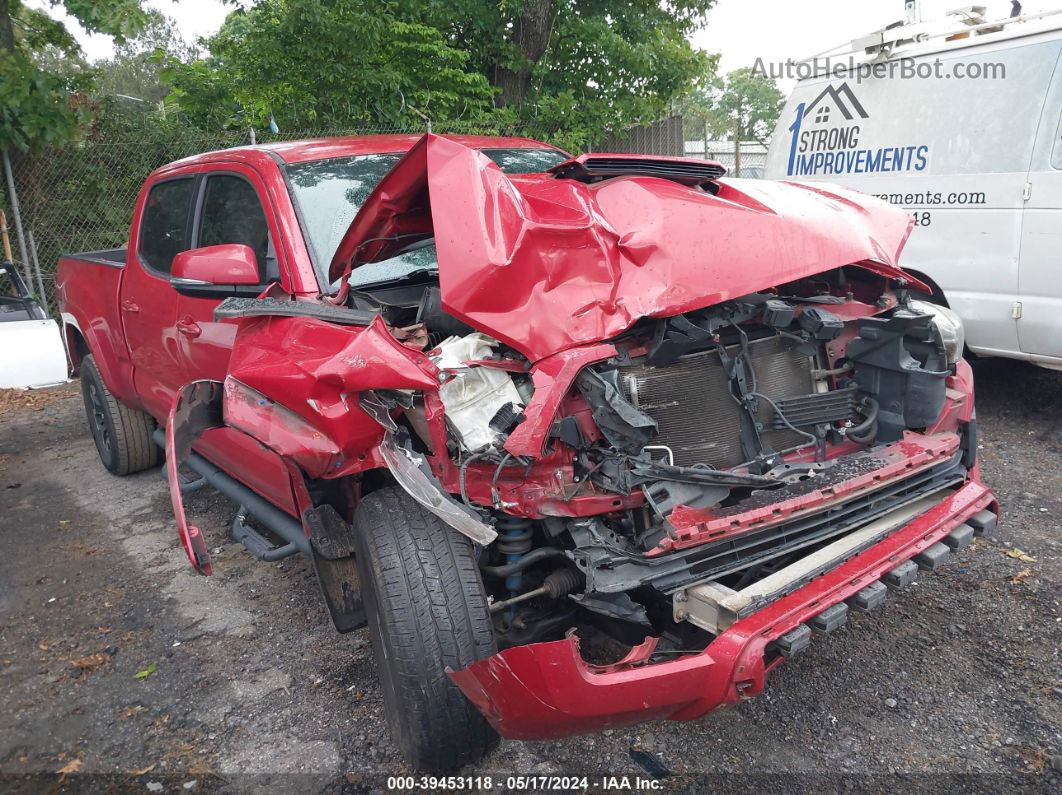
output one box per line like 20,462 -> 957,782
139,178 -> 195,274
198,174 -> 274,279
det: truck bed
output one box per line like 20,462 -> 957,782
54,250 -> 137,405
66,248 -> 127,268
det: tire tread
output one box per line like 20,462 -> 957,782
81,355 -> 158,475
354,487 -> 497,771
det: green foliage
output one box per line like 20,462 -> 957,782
165,0 -> 717,150
678,67 -> 785,145
95,9 -> 196,106
0,0 -> 149,151
0,49 -> 89,149
63,0 -> 150,45
166,0 -> 498,130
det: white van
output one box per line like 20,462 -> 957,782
765,8 -> 1062,370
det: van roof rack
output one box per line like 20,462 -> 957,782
797,3 -> 1062,67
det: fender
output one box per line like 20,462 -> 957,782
62,313 -> 141,408
165,377 -> 368,631
165,380 -> 225,575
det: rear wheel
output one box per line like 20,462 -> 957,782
353,487 -> 498,771
80,354 -> 158,475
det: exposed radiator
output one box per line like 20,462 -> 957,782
619,335 -> 816,469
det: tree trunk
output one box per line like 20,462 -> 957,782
492,0 -> 553,107
1,0 -> 15,54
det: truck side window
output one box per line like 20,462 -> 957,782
198,175 -> 274,280
139,178 -> 195,274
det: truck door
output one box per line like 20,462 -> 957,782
174,166 -> 297,514
122,175 -> 196,419
1018,45 -> 1062,362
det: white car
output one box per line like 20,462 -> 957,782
765,8 -> 1062,370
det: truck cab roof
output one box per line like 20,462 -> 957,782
157,134 -> 562,174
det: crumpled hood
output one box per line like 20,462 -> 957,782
331,134 -> 918,362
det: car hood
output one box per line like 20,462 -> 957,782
330,134 -> 919,362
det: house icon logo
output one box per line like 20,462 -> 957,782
786,82 -> 869,175
804,83 -> 869,125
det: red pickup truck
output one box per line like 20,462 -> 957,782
56,133 -> 997,772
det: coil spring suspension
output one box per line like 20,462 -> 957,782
495,516 -> 532,594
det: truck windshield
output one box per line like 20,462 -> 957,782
285,147 -> 568,288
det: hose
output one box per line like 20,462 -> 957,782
459,449 -> 491,507
847,397 -> 879,445
479,546 -> 568,578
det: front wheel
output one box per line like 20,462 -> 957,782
354,487 -> 498,771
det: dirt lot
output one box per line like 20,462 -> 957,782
1,358 -> 1060,793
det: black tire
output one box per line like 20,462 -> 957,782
353,487 -> 498,771
80,354 -> 158,475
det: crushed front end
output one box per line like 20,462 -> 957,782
415,268 -> 994,739
216,138 -> 998,739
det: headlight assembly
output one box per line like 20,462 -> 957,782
909,300 -> 965,365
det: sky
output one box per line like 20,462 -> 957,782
35,0 -> 1062,92
693,0 -> 1060,90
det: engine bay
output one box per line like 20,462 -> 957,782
344,262 -> 971,656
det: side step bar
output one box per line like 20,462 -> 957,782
153,429 -> 308,561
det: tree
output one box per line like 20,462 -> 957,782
165,0 -> 498,131
677,66 -> 783,169
715,67 -> 785,146
165,0 -> 717,151
0,0 -> 148,151
95,9 -> 197,109
419,0 -> 716,147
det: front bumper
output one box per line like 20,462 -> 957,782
449,478 -> 995,740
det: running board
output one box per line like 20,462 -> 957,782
153,429 -> 309,560
231,504 -> 300,561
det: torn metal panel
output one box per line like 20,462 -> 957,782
377,430 -> 498,545
332,134 -> 926,362
223,377 -> 342,478
225,314 -> 438,477
165,380 -> 225,576
503,343 -> 616,458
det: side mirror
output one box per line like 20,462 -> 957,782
170,244 -> 263,298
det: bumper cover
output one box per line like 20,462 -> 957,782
449,478 -> 995,740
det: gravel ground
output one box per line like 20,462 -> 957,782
0,357 -> 1059,794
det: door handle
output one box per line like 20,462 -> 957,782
120,299 -> 140,313
176,317 -> 202,339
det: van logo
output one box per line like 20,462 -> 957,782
786,81 -> 928,177
804,83 -> 869,124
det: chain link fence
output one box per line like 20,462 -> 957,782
707,151 -> 768,176
0,121 -> 533,316
0,116 -> 733,316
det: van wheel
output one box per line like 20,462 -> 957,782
80,354 -> 158,475
353,487 -> 498,771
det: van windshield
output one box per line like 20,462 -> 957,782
285,147 -> 568,288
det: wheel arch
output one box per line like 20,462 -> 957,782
902,267 -> 949,306
61,320 -> 90,375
